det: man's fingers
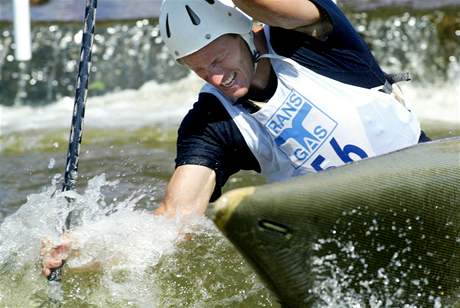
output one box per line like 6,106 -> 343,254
41,253 -> 64,277
42,256 -> 62,268
42,267 -> 51,277
46,258 -> 63,268
49,244 -> 69,258
40,239 -> 52,256
40,234 -> 73,277
50,246 -> 61,258
41,257 -> 63,277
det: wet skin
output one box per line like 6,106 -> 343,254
180,34 -> 256,102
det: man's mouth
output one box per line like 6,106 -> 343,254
221,72 -> 236,88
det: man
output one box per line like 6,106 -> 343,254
42,0 -> 424,276
154,0 -> 422,216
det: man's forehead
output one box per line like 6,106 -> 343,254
181,36 -> 229,65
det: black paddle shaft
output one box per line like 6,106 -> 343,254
47,0 -> 97,283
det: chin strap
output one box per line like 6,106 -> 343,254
241,30 -> 262,71
252,50 -> 261,71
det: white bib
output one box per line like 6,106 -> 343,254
201,27 -> 421,182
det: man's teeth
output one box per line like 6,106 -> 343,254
222,72 -> 236,87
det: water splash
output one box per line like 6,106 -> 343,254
0,174 -> 274,307
309,238 -> 443,307
308,207 -> 457,308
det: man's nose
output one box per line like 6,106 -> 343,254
207,66 -> 225,86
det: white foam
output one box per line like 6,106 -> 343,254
1,73 -> 458,137
402,82 -> 460,125
0,74 -> 204,134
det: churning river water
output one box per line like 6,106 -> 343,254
0,2 -> 459,307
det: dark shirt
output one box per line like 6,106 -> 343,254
175,0 -> 389,201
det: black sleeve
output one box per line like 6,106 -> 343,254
175,92 -> 261,201
269,0 -> 387,88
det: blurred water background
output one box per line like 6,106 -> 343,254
0,0 -> 459,306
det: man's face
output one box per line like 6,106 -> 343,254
180,34 -> 254,101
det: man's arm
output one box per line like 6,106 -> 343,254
233,0 -> 333,39
154,165 -> 217,218
233,0 -> 322,29
42,165 -> 216,277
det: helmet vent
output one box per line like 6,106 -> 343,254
203,0 -> 215,4
165,14 -> 171,38
185,5 -> 201,26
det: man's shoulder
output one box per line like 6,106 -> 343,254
266,1 -> 386,88
190,92 -> 230,118
179,92 -> 232,134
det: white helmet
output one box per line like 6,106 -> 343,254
159,0 -> 258,60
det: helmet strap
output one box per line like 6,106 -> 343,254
240,31 -> 261,72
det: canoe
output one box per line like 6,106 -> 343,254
211,137 -> 460,307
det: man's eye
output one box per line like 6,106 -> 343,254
213,57 -> 224,65
212,59 -> 220,66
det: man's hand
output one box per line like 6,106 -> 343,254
40,234 -> 72,277
40,165 -> 215,277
